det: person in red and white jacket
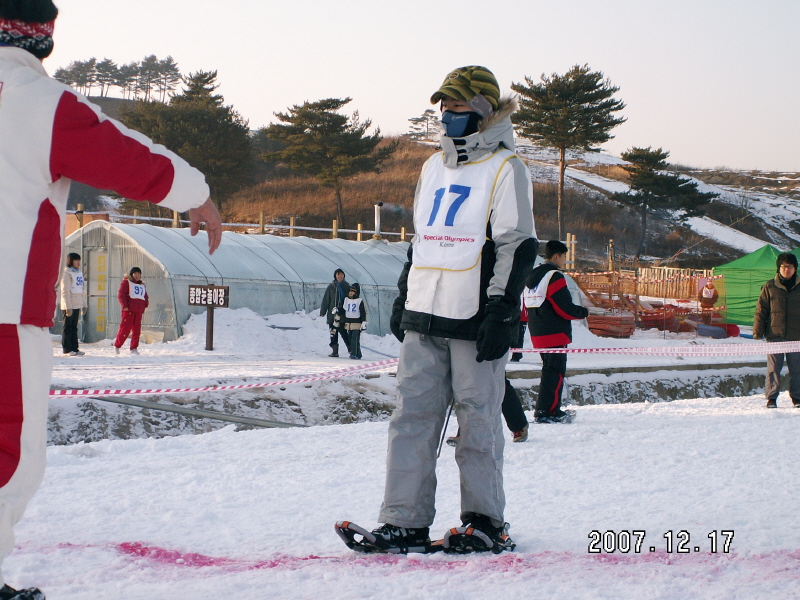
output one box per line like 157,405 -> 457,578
525,241 -> 588,424
0,2 -> 221,596
114,268 -> 149,355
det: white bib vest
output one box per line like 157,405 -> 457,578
413,149 -> 515,272
69,270 -> 85,295
129,281 -> 146,301
406,149 -> 521,320
702,287 -> 715,299
524,270 -> 559,308
344,297 -> 362,319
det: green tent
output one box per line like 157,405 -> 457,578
713,244 -> 788,325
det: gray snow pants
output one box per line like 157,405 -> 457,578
766,351 -> 800,401
378,331 -> 507,529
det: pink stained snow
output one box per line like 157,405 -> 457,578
6,395 -> 800,599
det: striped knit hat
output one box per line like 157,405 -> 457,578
430,66 -> 500,113
0,0 -> 58,59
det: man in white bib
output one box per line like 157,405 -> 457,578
364,66 -> 538,554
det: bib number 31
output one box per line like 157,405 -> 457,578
427,185 -> 471,227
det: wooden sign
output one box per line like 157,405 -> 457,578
188,285 -> 230,308
188,285 -> 230,350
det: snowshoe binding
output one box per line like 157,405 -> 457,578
335,521 -> 443,554
0,585 -> 45,600
442,513 -> 516,554
535,409 -> 576,424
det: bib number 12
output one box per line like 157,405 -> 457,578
427,185 -> 471,227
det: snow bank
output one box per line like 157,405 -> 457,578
9,394 -> 800,599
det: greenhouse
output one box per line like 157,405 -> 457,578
61,221 -> 409,343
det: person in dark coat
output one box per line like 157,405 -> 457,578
525,240 -> 588,423
753,252 -> 800,409
319,268 -> 350,357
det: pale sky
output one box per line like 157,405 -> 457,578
47,0 -> 799,172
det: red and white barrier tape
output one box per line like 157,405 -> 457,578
520,340 -> 800,356
49,358 -> 399,398
50,341 -> 796,398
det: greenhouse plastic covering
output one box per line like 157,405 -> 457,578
62,222 -> 409,343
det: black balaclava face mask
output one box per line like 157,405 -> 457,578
441,110 -> 482,138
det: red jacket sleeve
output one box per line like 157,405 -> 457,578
118,279 -> 130,309
50,92 -> 174,203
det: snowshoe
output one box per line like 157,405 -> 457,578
335,521 -> 443,554
0,585 -> 45,600
535,409 -> 576,424
442,513 -> 515,554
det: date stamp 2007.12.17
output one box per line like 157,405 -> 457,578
588,530 -> 734,554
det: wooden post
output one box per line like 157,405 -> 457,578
571,234 -> 578,268
289,216 -> 296,237
357,223 -> 363,242
132,208 -> 139,225
76,203 -> 84,228
172,211 -> 180,228
259,211 -> 265,235
332,219 -> 338,239
373,203 -> 383,240
400,226 -> 406,241
206,302 -> 215,351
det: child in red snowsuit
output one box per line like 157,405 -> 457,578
114,267 -> 149,354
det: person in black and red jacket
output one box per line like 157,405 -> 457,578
525,240 -> 588,423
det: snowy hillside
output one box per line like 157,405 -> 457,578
516,141 -> 800,253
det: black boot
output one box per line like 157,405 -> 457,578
328,344 -> 339,358
0,584 -> 45,600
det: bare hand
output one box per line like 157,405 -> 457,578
189,198 -> 223,255
122,307 -> 129,311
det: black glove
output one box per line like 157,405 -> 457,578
390,296 -> 406,343
476,298 -> 515,363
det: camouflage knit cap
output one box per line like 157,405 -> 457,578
430,66 -> 500,111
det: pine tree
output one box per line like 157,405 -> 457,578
155,56 -> 182,102
611,147 -> 718,259
120,71 -> 253,203
171,70 -> 223,107
406,108 -> 440,141
137,54 -> 160,101
263,98 -> 398,227
512,64 -> 626,239
69,58 -> 96,95
115,62 -> 140,99
93,58 -> 118,97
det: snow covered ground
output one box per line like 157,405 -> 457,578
53,309 -> 762,393
20,308 -> 797,597
8,394 -> 799,599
